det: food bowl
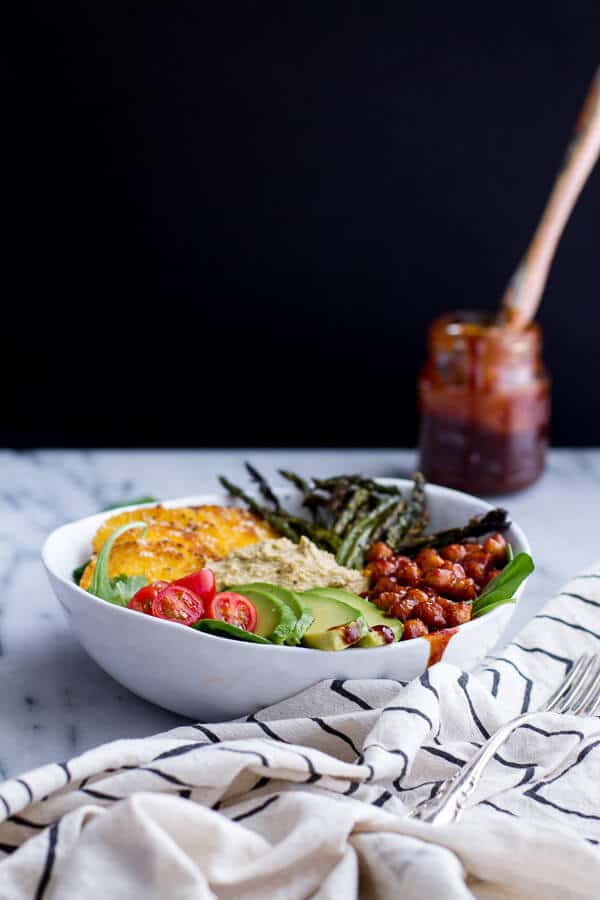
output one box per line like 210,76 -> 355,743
42,480 -> 530,720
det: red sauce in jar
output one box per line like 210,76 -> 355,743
418,311 -> 550,494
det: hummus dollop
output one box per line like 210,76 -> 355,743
211,536 -> 368,594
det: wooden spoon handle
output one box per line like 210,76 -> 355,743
500,68 -> 600,330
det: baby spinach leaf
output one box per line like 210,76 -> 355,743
88,521 -> 149,606
472,552 -> 534,616
73,558 -> 91,585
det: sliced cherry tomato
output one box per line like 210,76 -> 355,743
174,568 -> 216,604
128,581 -> 169,615
205,591 -> 257,632
152,584 -> 204,625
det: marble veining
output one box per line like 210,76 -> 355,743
0,448 -> 598,780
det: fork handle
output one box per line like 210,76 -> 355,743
408,711 -> 537,824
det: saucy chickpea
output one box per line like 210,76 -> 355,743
367,531 -> 511,640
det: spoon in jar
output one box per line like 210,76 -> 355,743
499,67 -> 600,331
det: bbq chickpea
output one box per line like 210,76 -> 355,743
390,593 -> 420,620
415,548 -> 445,572
483,533 -> 508,565
441,543 -> 467,563
402,619 -> 428,640
367,542 -> 394,562
375,588 -> 408,613
374,576 -> 398,595
463,551 -> 491,584
436,597 -> 472,626
423,566 -> 456,593
395,558 -> 422,587
413,599 -> 447,630
447,577 -> 477,601
369,558 -> 398,578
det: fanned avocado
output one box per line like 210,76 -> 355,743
229,583 -> 314,645
301,593 -> 368,650
193,619 -> 272,644
225,583 -> 298,644
302,587 -> 403,646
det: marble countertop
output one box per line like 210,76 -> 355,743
1,448 -> 598,780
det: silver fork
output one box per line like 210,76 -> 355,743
407,653 -> 600,825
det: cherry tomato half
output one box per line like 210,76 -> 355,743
152,584 -> 204,625
205,591 -> 258,632
174,568 -> 216,604
128,581 -> 169,615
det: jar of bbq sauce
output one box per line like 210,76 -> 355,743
418,311 -> 550,495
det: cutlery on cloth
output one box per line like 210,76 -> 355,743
408,652 -> 600,825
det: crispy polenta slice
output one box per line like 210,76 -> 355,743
79,537 -> 207,590
80,505 -> 278,591
92,505 -> 276,556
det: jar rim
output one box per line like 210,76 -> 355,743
433,310 -> 540,339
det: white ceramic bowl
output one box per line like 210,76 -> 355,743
42,480 -> 530,721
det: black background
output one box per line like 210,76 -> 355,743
5,3 -> 600,448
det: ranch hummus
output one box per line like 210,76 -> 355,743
211,536 -> 368,594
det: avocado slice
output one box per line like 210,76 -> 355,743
301,593 -> 368,650
304,618 -> 368,651
229,582 -> 314,645
302,588 -> 403,645
225,583 -> 298,644
192,619 -> 272,644
356,625 -> 398,648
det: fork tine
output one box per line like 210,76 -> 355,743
556,656 -> 599,714
570,657 -> 600,715
584,687 -> 600,717
545,654 -> 590,711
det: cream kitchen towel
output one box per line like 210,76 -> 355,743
1,566 -> 600,899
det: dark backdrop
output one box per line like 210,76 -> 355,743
5,3 -> 600,447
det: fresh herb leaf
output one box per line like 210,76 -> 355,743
73,559 -> 91,585
472,597 -> 516,619
109,573 -> 149,605
472,552 -> 534,616
103,495 -> 157,511
88,521 -> 149,606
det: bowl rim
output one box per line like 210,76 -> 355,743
41,478 -> 531,657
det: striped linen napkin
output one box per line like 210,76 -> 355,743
1,566 -> 600,899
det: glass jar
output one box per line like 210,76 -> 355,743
418,311 -> 550,494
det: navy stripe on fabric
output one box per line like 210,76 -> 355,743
372,790 -> 392,807
34,822 -> 58,900
486,656 -> 533,712
15,778 -> 33,803
534,615 -> 600,641
154,742 -> 211,762
217,747 -> 270,767
330,680 -> 373,711
0,842 -> 18,854
232,794 -> 279,822
458,672 -> 490,739
510,644 -> 573,670
382,706 -> 434,731
422,746 -> 466,767
247,715 -> 291,744
480,799 -> 518,817
311,717 -> 361,756
560,592 -> 600,610
7,815 -> 46,829
481,667 -> 501,697
192,725 -> 221,743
